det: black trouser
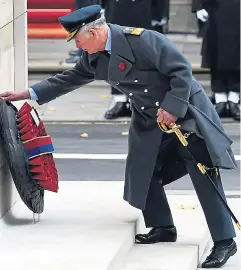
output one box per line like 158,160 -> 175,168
211,69 -> 240,93
143,132 -> 236,242
111,86 -> 123,95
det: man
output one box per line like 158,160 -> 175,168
192,0 -> 240,121
192,0 -> 207,38
151,0 -> 170,34
0,5 -> 237,268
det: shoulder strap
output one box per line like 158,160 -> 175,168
123,27 -> 145,36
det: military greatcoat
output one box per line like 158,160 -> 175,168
31,24 -> 237,210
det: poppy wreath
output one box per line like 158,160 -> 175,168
0,100 -> 59,214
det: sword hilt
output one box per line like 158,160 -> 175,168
158,122 -> 188,146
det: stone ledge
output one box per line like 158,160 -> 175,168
0,182 -> 139,270
0,182 -> 211,270
123,195 -> 211,270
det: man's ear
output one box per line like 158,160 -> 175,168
88,28 -> 97,38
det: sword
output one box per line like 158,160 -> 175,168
158,122 -> 241,231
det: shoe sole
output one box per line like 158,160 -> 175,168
135,239 -> 177,244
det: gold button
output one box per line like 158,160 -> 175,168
155,101 -> 160,106
134,79 -> 138,83
141,106 -> 145,110
144,89 -> 148,93
129,93 -> 133,96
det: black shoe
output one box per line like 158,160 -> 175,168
201,240 -> 237,268
104,101 -> 131,119
135,226 -> 177,244
65,55 -> 80,64
215,102 -> 227,117
228,101 -> 240,121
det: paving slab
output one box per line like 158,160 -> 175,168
121,197 -> 240,270
121,195 -> 210,270
198,198 -> 241,269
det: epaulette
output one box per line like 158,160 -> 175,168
123,27 -> 144,36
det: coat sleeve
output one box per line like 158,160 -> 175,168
140,30 -> 192,118
30,52 -> 95,105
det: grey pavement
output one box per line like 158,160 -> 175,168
45,123 -> 240,192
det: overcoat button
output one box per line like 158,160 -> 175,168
134,79 -> 138,83
141,106 -> 145,110
155,101 -> 160,106
144,89 -> 148,93
129,93 -> 133,96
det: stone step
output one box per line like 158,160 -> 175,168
197,198 -> 241,269
0,182 -> 139,270
120,195 -> 211,270
0,182 -> 211,270
121,244 -> 198,270
168,0 -> 198,33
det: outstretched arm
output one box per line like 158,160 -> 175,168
32,52 -> 95,105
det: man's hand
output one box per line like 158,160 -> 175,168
0,90 -> 30,102
157,108 -> 178,127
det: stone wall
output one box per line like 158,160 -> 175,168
0,0 -> 27,219
169,0 -> 198,33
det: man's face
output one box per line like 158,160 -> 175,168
74,29 -> 104,54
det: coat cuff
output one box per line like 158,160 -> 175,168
160,92 -> 189,118
30,80 -> 55,105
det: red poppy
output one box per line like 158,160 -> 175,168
119,62 -> 126,71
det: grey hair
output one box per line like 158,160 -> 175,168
79,16 -> 107,33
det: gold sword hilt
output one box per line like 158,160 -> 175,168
158,122 -> 188,147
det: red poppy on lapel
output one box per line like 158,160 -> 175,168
119,62 -> 126,71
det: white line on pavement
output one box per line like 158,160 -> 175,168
53,153 -> 127,159
53,153 -> 241,161
235,155 -> 241,160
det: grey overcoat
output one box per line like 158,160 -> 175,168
31,24 -> 237,210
